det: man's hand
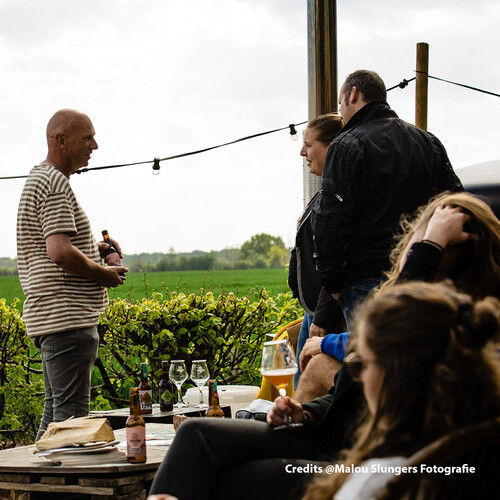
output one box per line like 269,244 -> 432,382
309,323 -> 327,338
267,395 -> 306,427
98,266 -> 129,288
98,238 -> 124,260
299,336 -> 323,372
46,233 -> 128,287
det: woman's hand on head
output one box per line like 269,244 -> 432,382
423,205 -> 471,249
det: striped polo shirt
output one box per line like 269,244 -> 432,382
17,165 -> 108,337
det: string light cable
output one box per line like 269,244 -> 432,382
1,73 -> 498,181
0,121 -> 308,180
416,71 -> 500,98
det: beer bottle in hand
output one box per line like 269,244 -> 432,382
138,362 -> 153,414
126,387 -> 147,463
101,229 -> 126,279
205,379 -> 224,418
158,361 -> 175,412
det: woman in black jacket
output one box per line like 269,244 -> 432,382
288,113 -> 344,387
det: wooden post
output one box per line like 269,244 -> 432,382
307,0 -> 338,119
305,0 -> 337,203
415,42 -> 429,130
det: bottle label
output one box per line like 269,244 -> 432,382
159,387 -> 174,410
127,427 -> 146,457
139,390 -> 153,411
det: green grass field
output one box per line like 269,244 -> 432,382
0,275 -> 24,306
0,268 -> 292,308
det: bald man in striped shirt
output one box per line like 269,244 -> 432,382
17,109 -> 129,440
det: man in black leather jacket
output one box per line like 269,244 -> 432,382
311,70 -> 463,328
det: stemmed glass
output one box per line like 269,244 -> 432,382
169,360 -> 188,408
190,360 -> 210,408
260,339 -> 303,430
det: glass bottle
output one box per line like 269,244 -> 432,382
205,379 -> 224,418
138,362 -> 153,414
101,229 -> 125,278
158,361 -> 175,412
126,387 -> 147,463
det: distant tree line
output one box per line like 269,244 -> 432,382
0,234 -> 291,275
125,233 -> 290,272
0,258 -> 17,276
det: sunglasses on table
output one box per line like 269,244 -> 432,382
344,351 -> 378,382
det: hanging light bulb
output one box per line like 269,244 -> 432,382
152,157 -> 161,175
289,124 -> 298,141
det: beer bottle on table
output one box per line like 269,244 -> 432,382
158,361 -> 175,412
205,379 -> 224,418
138,362 -> 153,414
101,229 -> 126,279
126,387 -> 147,463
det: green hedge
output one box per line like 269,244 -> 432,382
0,298 -> 44,445
0,289 -> 301,445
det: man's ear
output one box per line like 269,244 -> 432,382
55,133 -> 66,148
350,86 -> 361,104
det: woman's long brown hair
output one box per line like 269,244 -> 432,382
303,282 -> 500,500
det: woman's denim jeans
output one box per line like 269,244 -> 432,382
34,326 -> 99,441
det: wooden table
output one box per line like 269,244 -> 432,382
90,404 -> 231,429
0,423 -> 174,499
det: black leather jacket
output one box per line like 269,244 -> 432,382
288,193 -> 322,315
288,193 -> 347,332
311,100 -> 463,295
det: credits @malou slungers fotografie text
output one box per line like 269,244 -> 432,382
284,463 -> 476,475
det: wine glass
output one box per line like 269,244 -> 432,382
260,339 -> 302,430
169,360 -> 188,408
190,360 -> 210,408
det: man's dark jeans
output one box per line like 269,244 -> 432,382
341,277 -> 385,327
34,326 -> 99,441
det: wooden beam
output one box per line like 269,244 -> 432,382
307,0 -> 338,119
304,0 -> 338,205
415,42 -> 429,130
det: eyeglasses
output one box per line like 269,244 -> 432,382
344,351 -> 378,382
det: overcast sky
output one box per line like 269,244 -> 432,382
0,0 -> 499,258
